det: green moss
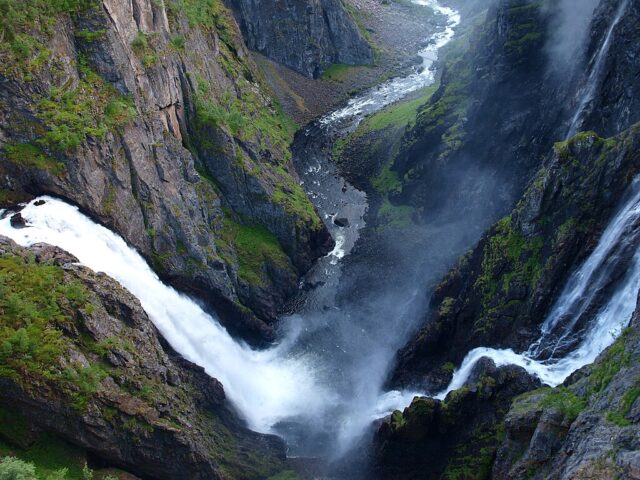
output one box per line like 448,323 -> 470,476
0,0 -> 99,79
475,216 -> 544,308
588,329 -> 632,395
606,386 -> 640,427
4,143 -> 65,175
267,471 -> 302,480
438,297 -> 456,317
377,199 -> 414,228
0,254 -> 104,412
219,215 -> 292,286
36,59 -> 136,152
0,433 -> 86,480
372,164 -> 402,197
321,63 -> 358,82
540,387 -> 586,422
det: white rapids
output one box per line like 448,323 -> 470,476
0,198 -> 337,433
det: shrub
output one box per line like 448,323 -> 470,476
0,457 -> 37,480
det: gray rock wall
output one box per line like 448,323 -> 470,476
228,0 -> 373,77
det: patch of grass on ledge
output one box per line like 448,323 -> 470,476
321,63 -> 359,82
219,215 -> 291,286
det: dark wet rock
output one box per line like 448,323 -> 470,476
391,125 -> 640,392
492,294 -> 640,480
374,360 -> 540,479
34,199 -> 46,206
0,236 -> 287,480
9,213 -> 26,228
333,217 -> 350,228
227,0 -> 373,78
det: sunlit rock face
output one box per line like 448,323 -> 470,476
227,0 -> 373,78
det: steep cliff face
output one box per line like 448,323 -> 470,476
392,125 -> 640,392
227,0 -> 373,78
0,236 -> 287,479
386,0 -> 640,225
493,299 -> 640,480
376,361 -> 540,480
0,0 -> 333,344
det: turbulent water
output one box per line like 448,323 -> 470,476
3,0 -> 635,473
0,0 -> 461,464
0,199 -> 335,432
437,178 -> 640,399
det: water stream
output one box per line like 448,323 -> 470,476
565,0 -> 630,139
437,177 -> 640,399
0,0 -> 461,464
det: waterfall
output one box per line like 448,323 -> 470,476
434,178 -> 640,399
0,198 -> 336,433
565,0 -> 629,139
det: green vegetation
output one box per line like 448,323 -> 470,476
4,144 -> 65,175
0,0 -> 99,79
0,254 -> 104,412
539,387 -> 587,422
503,4 -> 545,59
365,86 -> 437,134
321,63 -> 358,82
606,386 -> 640,427
377,199 -> 413,228
36,59 -> 136,152
218,215 -> 292,286
194,78 -> 320,228
130,32 -> 157,68
588,328 -> 632,395
266,471 -> 301,480
166,0 -> 234,40
0,435 -> 122,480
475,216 -> 544,307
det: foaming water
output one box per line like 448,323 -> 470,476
436,178 -> 640,399
2,0 -> 464,462
0,198 -> 336,433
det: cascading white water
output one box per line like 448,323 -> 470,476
0,198 -> 337,433
565,0 -> 629,139
434,178 -> 640,399
2,0 -> 464,459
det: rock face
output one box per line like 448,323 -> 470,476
493,296 -> 640,480
386,0 -> 640,393
0,0 -> 333,344
227,0 -> 373,78
389,0 -> 640,228
375,359 -> 540,479
392,125 -> 640,393
0,236 -> 287,479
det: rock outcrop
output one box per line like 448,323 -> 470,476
0,235 -> 288,479
493,296 -> 640,479
392,125 -> 640,393
375,359 -> 540,479
0,0 -> 333,344
227,0 -> 373,78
